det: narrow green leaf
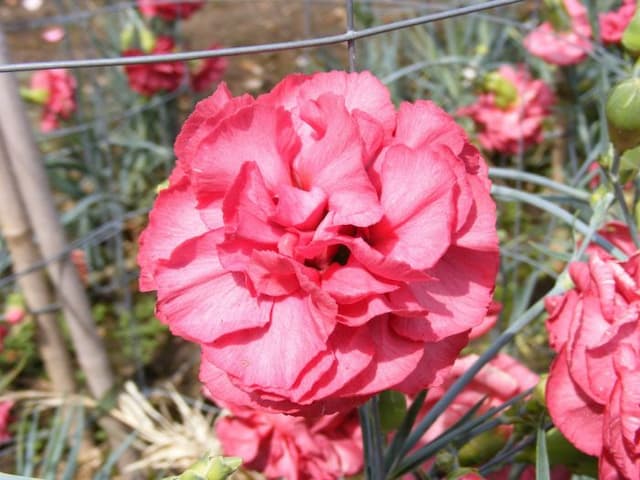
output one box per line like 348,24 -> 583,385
536,422 -> 551,480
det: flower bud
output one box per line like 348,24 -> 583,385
4,293 -> 26,325
622,8 -> 640,55
139,27 -> 156,54
377,390 -> 406,433
120,24 -> 135,50
162,456 -> 242,480
19,87 -> 50,104
483,72 -> 518,109
606,78 -> 640,153
458,430 -> 508,466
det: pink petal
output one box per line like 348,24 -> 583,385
369,144 -> 456,270
546,348 -> 604,456
137,176 -> 209,291
321,257 -> 399,304
407,245 -> 498,341
191,104 -> 299,198
393,332 -> 469,394
222,162 -> 282,244
294,94 -> 383,227
205,293 -> 337,391
271,184 -> 327,230
155,231 -> 272,343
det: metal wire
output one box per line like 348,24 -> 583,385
0,0 -> 525,73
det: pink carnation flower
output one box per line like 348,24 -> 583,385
524,0 -> 593,66
4,305 -> 25,325
189,44 -> 228,93
544,247 -> 640,479
123,36 -> 186,96
600,0 -> 637,45
138,71 -> 499,415
137,0 -> 204,20
458,65 -> 555,154
215,402 -> 363,479
29,69 -> 76,132
0,401 -> 13,443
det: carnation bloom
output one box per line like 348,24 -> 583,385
458,65 -> 555,154
29,69 -> 76,132
600,0 -> 637,44
215,401 -> 362,479
123,36 -> 185,96
137,0 -> 204,20
544,240 -> 640,478
524,0 -> 592,66
138,71 -> 499,415
189,45 -> 228,93
4,306 -> 25,325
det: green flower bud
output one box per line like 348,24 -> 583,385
622,8 -> 640,55
163,456 -> 242,480
619,144 -> 640,183
483,72 -> 518,109
377,390 -> 407,433
139,27 -> 156,53
20,87 -> 50,104
606,78 -> 640,153
458,430 -> 508,466
120,24 -> 135,50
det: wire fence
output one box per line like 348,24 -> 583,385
0,0 -> 529,385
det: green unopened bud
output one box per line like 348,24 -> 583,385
434,450 -> 456,475
484,72 -> 518,109
163,456 -> 242,480
606,78 -> 640,153
120,24 -> 135,50
533,374 -> 548,407
458,430 -> 508,466
619,144 -> 640,183
622,8 -> 640,55
378,390 -> 406,433
20,87 -> 49,104
139,27 -> 156,53
543,0 -> 571,32
545,428 -> 598,476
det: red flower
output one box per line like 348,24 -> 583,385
544,248 -> 640,479
123,36 -> 185,96
138,71 -> 499,415
600,0 -> 637,45
524,0 -> 592,66
29,69 -> 76,132
137,0 -> 204,20
215,401 -> 362,479
458,65 -> 555,154
189,44 -> 227,93
0,401 -> 13,443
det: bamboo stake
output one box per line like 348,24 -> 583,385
0,28 -> 115,401
0,133 -> 76,394
0,29 -> 140,475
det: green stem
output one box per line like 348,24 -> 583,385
492,185 -> 628,260
360,396 -> 385,480
489,167 -> 590,201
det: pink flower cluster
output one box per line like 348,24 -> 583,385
545,227 -> 640,479
458,65 -> 555,155
137,0 -> 204,20
29,69 -> 76,132
138,71 -> 499,415
599,0 -> 637,44
524,0 -> 592,66
123,36 -> 226,96
215,402 -> 362,479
